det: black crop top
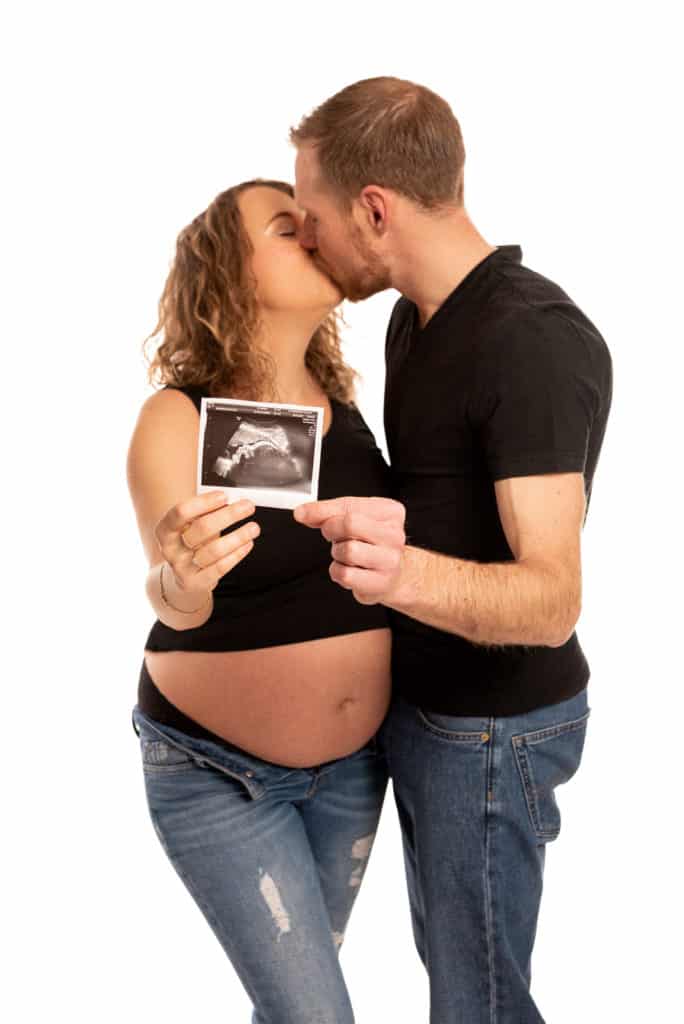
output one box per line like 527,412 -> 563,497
143,384 -> 392,654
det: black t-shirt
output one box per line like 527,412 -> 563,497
384,245 -> 612,715
145,387 -> 391,653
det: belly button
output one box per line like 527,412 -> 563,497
339,696 -> 357,711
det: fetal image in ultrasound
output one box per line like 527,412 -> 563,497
197,396 -> 324,510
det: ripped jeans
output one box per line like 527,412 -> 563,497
131,705 -> 388,1024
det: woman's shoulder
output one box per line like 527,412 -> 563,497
159,382 -> 204,413
329,396 -> 383,447
330,395 -> 368,422
136,383 -> 204,421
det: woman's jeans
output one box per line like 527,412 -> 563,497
131,705 -> 388,1024
376,686 -> 590,1024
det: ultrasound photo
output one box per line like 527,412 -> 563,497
197,396 -> 324,510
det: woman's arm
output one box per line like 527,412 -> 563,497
126,388 -> 259,631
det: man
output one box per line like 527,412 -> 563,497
291,77 -> 612,1023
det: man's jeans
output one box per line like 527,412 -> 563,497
376,686 -> 590,1023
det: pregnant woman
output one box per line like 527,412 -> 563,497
127,179 -> 397,1024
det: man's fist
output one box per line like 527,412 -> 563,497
293,496 -> 406,605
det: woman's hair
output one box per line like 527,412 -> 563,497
143,179 -> 359,404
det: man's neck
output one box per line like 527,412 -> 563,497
391,211 -> 496,329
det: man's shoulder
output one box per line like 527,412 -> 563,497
387,293 -> 413,330
478,262 -> 610,366
384,294 -> 414,357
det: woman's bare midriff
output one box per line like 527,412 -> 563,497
144,627 -> 392,768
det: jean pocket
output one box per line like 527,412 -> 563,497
512,709 -> 590,843
133,710 -> 267,798
417,708 -> 491,744
140,736 -> 197,772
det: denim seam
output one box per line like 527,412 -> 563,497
305,772 -> 322,798
415,708 -> 487,742
512,710 -> 590,747
512,742 -> 546,839
133,711 -> 266,800
483,715 -> 498,1024
511,712 -> 590,840
134,709 -> 256,774
146,808 -> 251,971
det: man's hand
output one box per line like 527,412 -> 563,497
293,496 -> 406,605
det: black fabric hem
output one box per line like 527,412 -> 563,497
390,628 -> 590,717
144,612 -> 390,653
488,450 -> 586,481
394,660 -> 590,717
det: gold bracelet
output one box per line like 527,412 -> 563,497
159,562 -> 212,615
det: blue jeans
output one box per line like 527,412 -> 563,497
376,686 -> 590,1023
131,705 -> 389,1024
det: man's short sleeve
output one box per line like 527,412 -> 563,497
473,312 -> 600,481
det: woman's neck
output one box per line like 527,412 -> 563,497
253,314 -> 327,403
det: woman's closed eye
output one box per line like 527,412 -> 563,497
270,213 -> 297,237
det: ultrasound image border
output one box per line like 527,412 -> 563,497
196,395 -> 324,510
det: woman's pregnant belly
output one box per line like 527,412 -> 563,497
143,627 -> 392,768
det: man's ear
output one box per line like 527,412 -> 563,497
358,186 -> 389,235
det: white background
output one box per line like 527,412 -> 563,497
3,2 -> 681,1021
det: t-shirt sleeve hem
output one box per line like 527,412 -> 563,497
488,450 -> 586,481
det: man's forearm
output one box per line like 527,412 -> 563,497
384,545 -> 580,648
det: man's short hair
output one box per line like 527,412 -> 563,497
290,76 -> 466,210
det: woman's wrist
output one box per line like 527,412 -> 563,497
159,561 -> 213,614
145,561 -> 213,629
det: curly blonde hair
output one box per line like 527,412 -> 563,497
143,179 -> 360,405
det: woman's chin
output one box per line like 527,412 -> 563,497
323,279 -> 345,306
311,264 -> 344,302
311,283 -> 344,314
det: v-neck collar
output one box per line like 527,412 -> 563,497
408,245 -> 522,337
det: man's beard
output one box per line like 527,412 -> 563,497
322,224 -> 391,302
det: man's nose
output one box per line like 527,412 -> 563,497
297,217 -> 317,252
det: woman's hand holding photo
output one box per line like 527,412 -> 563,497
154,489 -> 260,598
